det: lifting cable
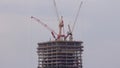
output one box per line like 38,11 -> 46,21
53,0 -> 60,21
72,1 -> 83,32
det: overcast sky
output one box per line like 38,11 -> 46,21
0,0 -> 120,68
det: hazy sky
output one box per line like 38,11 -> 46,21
0,0 -> 120,68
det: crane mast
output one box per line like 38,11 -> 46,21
57,16 -> 65,40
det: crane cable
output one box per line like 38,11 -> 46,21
53,0 -> 66,39
53,0 -> 60,21
72,1 -> 83,32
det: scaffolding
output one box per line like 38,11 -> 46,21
37,41 -> 83,68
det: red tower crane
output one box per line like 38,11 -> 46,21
31,0 -> 83,41
31,16 -> 66,41
31,16 -> 57,40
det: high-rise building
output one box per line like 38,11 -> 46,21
37,41 -> 83,68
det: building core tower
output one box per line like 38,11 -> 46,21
37,41 -> 83,68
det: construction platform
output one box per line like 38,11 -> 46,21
37,41 -> 83,68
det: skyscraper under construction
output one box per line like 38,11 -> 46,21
32,15 -> 84,68
31,0 -> 84,68
37,41 -> 83,68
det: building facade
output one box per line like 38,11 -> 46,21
37,41 -> 83,68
